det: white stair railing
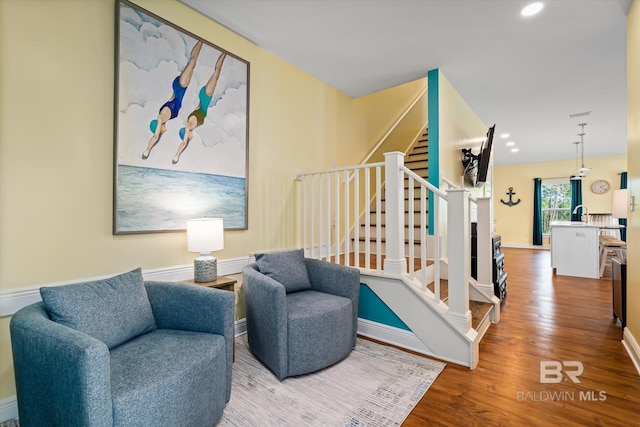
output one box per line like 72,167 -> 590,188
295,152 -> 491,334
295,162 -> 384,269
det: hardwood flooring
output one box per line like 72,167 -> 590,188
395,248 -> 640,427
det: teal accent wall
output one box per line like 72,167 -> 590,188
358,284 -> 410,331
427,69 -> 440,235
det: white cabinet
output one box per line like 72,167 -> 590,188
550,222 -> 600,279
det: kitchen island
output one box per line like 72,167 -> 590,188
550,221 -> 600,279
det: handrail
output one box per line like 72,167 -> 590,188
294,161 -> 384,180
400,165 -> 447,199
441,175 -> 478,203
360,86 -> 428,165
441,176 -> 459,190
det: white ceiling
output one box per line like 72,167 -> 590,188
180,0 -> 631,166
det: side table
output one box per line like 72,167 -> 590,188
182,275 -> 237,292
182,275 -> 237,361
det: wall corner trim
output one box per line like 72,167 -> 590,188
623,327 -> 640,376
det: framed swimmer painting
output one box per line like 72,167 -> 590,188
113,0 -> 249,234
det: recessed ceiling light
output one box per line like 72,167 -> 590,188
500,133 -> 510,139
521,2 -> 544,17
506,141 -> 515,146
511,148 -> 520,153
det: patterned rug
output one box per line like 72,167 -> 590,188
1,337 -> 444,427
219,335 -> 445,426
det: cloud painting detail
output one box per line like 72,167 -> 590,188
115,1 -> 249,233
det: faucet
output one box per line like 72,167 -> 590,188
572,205 -> 589,222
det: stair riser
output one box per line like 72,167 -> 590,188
412,144 -> 428,151
379,199 -> 430,211
354,240 -> 439,258
404,180 -> 430,190
404,160 -> 429,170
406,153 -> 428,162
358,224 -> 428,238
368,212 -> 427,223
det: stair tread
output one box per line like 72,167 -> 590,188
368,210 -> 427,214
360,223 -> 428,228
355,236 -> 428,244
381,197 -> 431,202
470,301 -> 494,328
426,280 -> 494,330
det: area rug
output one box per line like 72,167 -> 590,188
219,335 -> 445,426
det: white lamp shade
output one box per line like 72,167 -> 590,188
612,189 -> 628,219
186,218 -> 224,253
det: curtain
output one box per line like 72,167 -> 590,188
533,178 -> 543,246
620,172 -> 627,241
570,178 -> 583,222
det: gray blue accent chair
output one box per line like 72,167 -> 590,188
10,268 -> 234,427
243,249 -> 360,380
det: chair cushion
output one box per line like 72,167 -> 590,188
286,290 -> 354,377
40,268 -> 156,349
255,249 -> 312,293
110,329 -> 227,426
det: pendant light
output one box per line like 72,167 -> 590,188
570,122 -> 590,180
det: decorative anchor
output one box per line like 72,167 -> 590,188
500,187 -> 521,207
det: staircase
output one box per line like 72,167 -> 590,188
356,129 -> 431,252
352,128 -> 495,365
294,129 -> 500,369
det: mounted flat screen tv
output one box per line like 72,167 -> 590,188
475,124 -> 495,187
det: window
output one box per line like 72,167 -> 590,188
542,179 -> 571,235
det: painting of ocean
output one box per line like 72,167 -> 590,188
116,165 -> 246,233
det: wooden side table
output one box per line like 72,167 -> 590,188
182,275 -> 237,292
181,275 -> 237,361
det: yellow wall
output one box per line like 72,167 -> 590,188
438,72 -> 489,192
354,78 -> 428,162
0,0 -> 429,401
435,71 -> 489,245
493,155 -> 627,246
626,0 -> 640,351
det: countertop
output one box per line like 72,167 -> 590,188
550,221 -> 600,228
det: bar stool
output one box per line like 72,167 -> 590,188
599,235 -> 626,277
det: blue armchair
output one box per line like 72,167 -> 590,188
242,249 -> 360,380
10,268 -> 234,427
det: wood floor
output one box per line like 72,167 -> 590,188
395,248 -> 640,427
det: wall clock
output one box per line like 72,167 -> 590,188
590,179 -> 610,194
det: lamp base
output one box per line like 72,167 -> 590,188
194,255 -> 217,282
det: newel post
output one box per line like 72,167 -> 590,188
446,188 -> 472,332
476,197 -> 494,294
383,152 -> 407,276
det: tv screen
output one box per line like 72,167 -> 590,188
476,124 -> 495,187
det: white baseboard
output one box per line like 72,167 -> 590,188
0,257 -> 250,317
235,318 -> 247,336
623,327 -> 640,376
0,396 -> 18,423
357,318 -> 435,357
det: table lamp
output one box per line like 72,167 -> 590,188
187,218 -> 224,282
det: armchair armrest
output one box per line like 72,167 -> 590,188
10,303 -> 112,427
306,258 -> 360,301
144,281 -> 234,399
305,259 -> 360,346
145,281 -> 234,336
242,264 -> 288,379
